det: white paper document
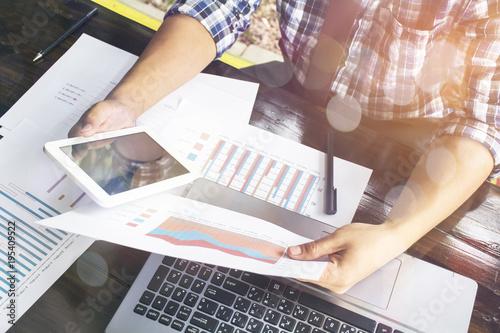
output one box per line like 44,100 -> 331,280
161,101 -> 373,228
0,121 -> 94,332
38,192 -> 328,280
0,34 -> 259,139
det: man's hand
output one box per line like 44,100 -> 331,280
288,134 -> 493,294
68,99 -> 136,138
287,222 -> 404,294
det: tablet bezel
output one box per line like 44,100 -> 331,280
43,126 -> 199,207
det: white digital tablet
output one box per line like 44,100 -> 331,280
44,126 -> 199,207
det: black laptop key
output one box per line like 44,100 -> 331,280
246,318 -> 264,333
234,297 -> 251,312
324,317 -> 340,333
339,323 -> 356,333
248,286 -> 265,302
242,272 -> 270,289
164,300 -> 180,316
159,282 -> 175,297
146,309 -> 160,321
139,290 -> 155,305
218,322 -> 235,333
293,305 -> 309,321
186,262 -> 201,276
229,269 -> 242,278
198,266 -> 213,280
192,279 -> 206,293
177,305 -> 192,321
191,311 -> 219,332
185,325 -> 200,333
174,258 -> 189,271
277,298 -> 294,314
223,277 -> 250,296
376,323 -> 393,333
216,305 -> 234,321
152,295 -> 168,311
167,270 -> 182,284
147,265 -> 169,291
313,329 -> 327,333
198,298 -> 219,315
269,280 -> 285,295
279,315 -> 296,332
263,324 -> 279,333
218,266 -> 230,273
211,272 -> 225,286
296,322 -> 313,333
283,285 -> 300,301
299,292 -> 376,333
249,303 -> 266,319
172,287 -> 187,302
180,274 -> 194,288
231,312 -> 249,328
185,292 -> 200,307
162,255 -> 176,266
133,304 -> 147,315
159,314 -> 173,326
263,292 -> 280,308
264,309 -> 281,325
171,319 -> 185,331
205,285 -> 236,306
308,311 -> 325,327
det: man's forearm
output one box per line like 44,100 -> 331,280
385,135 -> 493,251
105,14 -> 217,119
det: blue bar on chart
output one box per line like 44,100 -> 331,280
0,182 -> 70,301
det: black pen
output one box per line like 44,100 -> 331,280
325,130 -> 337,215
33,7 -> 98,62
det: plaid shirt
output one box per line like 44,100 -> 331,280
168,0 -> 500,179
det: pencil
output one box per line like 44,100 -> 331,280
33,7 -> 98,62
325,130 -> 337,215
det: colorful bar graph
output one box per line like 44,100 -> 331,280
190,134 -> 319,215
0,182 -> 72,301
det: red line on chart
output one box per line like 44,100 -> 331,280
227,149 -> 249,187
47,175 -> 67,193
0,184 -> 16,197
251,159 -> 275,196
219,144 -> 237,174
202,139 -> 224,172
293,174 -> 315,213
280,170 -> 301,206
70,193 -> 86,208
266,165 -> 287,201
241,155 -> 263,192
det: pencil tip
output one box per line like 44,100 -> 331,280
33,53 -> 42,62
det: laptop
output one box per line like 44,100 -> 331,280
106,178 -> 477,333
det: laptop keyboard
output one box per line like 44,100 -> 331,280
131,255 -> 402,333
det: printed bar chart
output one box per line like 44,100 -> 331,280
147,216 -> 286,264
189,135 -> 320,215
0,182 -> 72,301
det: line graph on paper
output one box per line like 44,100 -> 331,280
147,216 -> 286,264
185,132 -> 321,216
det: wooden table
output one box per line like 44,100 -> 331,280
1,1 -> 498,332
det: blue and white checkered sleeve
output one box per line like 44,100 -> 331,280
167,0 -> 262,59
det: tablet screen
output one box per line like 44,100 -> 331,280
60,132 -> 190,196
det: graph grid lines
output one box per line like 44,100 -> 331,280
189,135 -> 320,215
